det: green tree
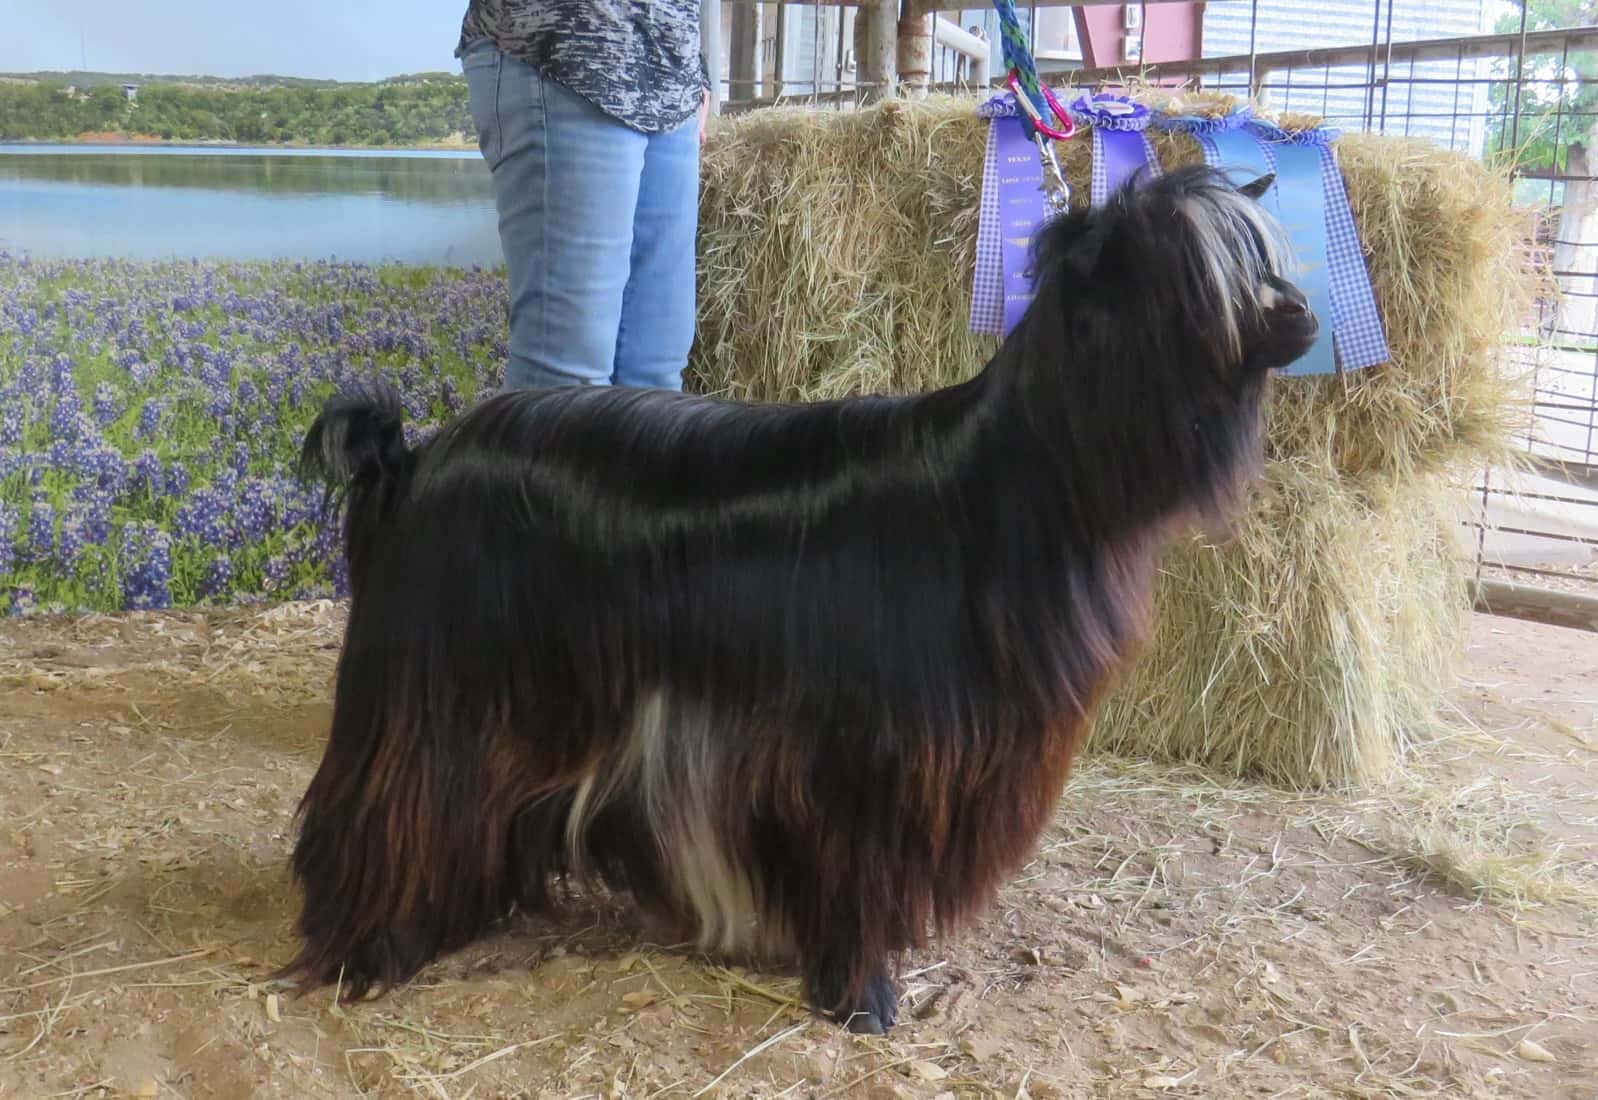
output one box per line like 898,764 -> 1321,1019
0,76 -> 471,147
1486,0 -> 1597,174
1486,0 -> 1598,343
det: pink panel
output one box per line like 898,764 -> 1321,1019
1071,3 -> 1204,81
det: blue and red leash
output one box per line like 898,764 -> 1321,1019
990,0 -> 1077,210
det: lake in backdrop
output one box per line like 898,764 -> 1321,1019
0,144 -> 503,266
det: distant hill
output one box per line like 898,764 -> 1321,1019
0,71 -> 473,148
0,70 -> 464,91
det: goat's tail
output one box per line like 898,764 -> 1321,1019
300,380 -> 409,498
299,380 -> 416,592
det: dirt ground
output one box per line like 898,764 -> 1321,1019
0,605 -> 1594,1099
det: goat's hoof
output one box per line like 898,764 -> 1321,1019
838,972 -> 899,1034
845,1010 -> 887,1035
806,955 -> 899,1035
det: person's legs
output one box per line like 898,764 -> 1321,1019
612,113 -> 701,391
461,40 -> 647,390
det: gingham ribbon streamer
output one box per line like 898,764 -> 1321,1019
1160,108 -> 1262,175
975,98 -> 1390,366
971,115 -> 1006,334
1246,120 -> 1390,371
973,92 -> 1155,333
974,91 -> 1068,335
971,93 -> 1053,335
1161,109 -> 1389,375
1199,124 -> 1338,374
1088,132 -> 1161,207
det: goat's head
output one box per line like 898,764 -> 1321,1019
1028,163 -> 1319,386
1014,164 -> 1322,530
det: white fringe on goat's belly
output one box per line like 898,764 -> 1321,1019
565,689 -> 785,958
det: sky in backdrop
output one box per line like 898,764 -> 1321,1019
0,0 -> 1531,82
0,0 -> 466,81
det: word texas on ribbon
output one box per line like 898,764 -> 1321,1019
1154,108 -> 1389,376
971,93 -> 1053,336
972,92 -> 1160,335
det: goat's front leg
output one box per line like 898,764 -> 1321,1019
801,937 -> 901,1034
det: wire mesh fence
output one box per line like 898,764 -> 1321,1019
1204,25 -> 1598,599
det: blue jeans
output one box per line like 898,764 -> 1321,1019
461,39 -> 699,392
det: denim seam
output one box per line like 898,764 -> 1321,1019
533,68 -> 550,376
488,53 -> 504,166
613,141 -> 637,387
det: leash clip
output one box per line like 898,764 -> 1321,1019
1006,69 -> 1075,141
1007,69 -> 1074,213
1031,129 -> 1070,213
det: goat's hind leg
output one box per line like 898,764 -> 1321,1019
282,695 -> 558,1001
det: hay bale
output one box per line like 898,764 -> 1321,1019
690,93 -> 1535,785
693,102 -> 996,401
692,95 -> 1532,481
1087,463 -> 1469,787
1269,134 -> 1532,481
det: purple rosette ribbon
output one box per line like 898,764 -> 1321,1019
1070,93 -> 1160,207
977,92 -> 1020,120
971,92 -> 1054,335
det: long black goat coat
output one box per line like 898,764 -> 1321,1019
277,165 -> 1319,1034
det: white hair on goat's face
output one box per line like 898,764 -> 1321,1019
1176,178 -> 1296,362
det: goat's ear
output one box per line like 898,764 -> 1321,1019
1028,209 -> 1103,282
1237,173 -> 1276,200
1065,224 -> 1108,280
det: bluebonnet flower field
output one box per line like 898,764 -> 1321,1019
3,262 -> 1596,1100
0,251 -> 508,616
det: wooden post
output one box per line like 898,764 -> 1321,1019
771,2 -> 788,100
1250,64 -> 1271,103
1474,577 -> 1598,634
856,0 -> 900,101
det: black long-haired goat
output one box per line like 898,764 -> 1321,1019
278,165 -> 1317,1034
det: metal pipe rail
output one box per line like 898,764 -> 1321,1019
1064,26 -> 1598,89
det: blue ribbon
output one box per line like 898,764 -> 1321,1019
996,114 -> 1049,334
973,96 -> 1390,370
1192,125 -> 1337,376
1249,121 -> 1391,371
1201,126 -> 1272,177
1265,142 -> 1339,376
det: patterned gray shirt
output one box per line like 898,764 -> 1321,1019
457,0 -> 707,135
